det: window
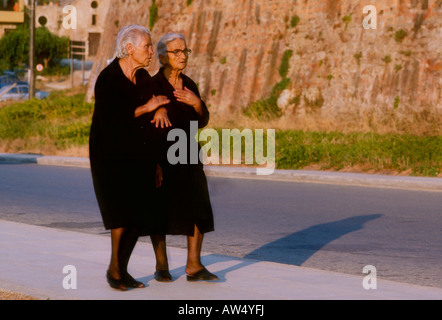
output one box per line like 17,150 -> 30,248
38,16 -> 47,27
92,14 -> 96,26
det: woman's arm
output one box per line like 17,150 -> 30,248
134,95 -> 170,118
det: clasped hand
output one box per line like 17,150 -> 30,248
173,87 -> 201,110
149,95 -> 172,128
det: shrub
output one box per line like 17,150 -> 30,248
290,15 -> 300,28
394,29 -> 408,43
149,0 -> 159,30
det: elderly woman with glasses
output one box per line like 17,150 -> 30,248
89,25 -> 171,291
149,33 -> 218,282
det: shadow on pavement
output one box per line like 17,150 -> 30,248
244,214 -> 383,266
133,214 -> 383,284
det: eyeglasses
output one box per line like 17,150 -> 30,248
166,49 -> 192,57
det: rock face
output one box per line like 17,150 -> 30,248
86,0 -> 441,134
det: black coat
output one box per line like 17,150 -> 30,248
150,69 -> 214,236
89,58 -> 166,234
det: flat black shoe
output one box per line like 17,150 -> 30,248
122,273 -> 145,288
106,271 -> 127,291
186,268 -> 219,282
154,270 -> 173,282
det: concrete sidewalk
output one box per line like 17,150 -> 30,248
1,153 -> 442,300
1,153 -> 442,192
1,220 -> 441,300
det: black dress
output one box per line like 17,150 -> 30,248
151,69 -> 214,236
89,58 -> 167,235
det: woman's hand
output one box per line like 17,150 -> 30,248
151,107 -> 171,128
173,87 -> 203,114
135,95 -> 170,118
155,164 -> 163,188
147,95 -> 170,112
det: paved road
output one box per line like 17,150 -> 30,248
0,163 -> 441,288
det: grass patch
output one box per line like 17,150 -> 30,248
200,128 -> 441,177
0,90 -> 93,153
1,92 -> 440,177
242,78 -> 289,120
276,130 -> 441,177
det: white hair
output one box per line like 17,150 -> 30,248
116,25 -> 151,59
157,33 -> 186,67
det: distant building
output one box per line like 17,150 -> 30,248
0,0 -> 25,38
35,0 -> 109,59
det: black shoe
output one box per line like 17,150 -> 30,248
186,268 -> 219,281
122,273 -> 145,288
106,271 -> 127,291
154,270 -> 173,282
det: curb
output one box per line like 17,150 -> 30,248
1,153 -> 441,192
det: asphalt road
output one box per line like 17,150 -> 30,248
0,163 -> 441,288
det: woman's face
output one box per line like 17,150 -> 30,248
128,33 -> 154,67
163,38 -> 189,71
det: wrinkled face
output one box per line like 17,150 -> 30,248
161,38 -> 189,71
127,32 -> 154,67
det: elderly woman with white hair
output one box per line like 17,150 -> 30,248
150,32 -> 218,281
89,25 -> 170,291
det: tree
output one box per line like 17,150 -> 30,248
0,25 -> 69,72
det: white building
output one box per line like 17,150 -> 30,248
35,0 -> 110,59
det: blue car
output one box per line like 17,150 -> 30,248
0,83 -> 50,102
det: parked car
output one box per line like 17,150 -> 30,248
0,83 -> 50,102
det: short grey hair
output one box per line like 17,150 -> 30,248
157,33 -> 186,66
116,25 -> 151,59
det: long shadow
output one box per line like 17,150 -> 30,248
244,214 -> 383,266
145,214 -> 383,283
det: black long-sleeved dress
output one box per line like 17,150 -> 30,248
150,69 -> 214,236
89,58 -> 167,235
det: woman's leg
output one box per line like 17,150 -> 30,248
185,225 -> 204,275
185,225 -> 218,281
119,227 -> 145,287
107,228 -> 127,290
107,227 -> 144,289
150,234 -> 172,281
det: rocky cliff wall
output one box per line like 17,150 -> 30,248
86,0 -> 442,134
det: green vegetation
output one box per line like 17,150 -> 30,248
0,93 -> 440,177
303,90 -> 324,111
290,15 -> 300,28
0,91 -> 93,152
394,29 -> 408,43
242,78 -> 289,120
149,0 -> 159,30
275,130 -> 441,177
186,0 -> 193,6
400,50 -> 413,57
394,96 -> 400,110
383,55 -> 392,64
243,49 -> 293,121
354,52 -> 362,66
0,25 -> 69,73
199,128 -> 441,177
278,49 -> 293,78
342,13 -> 353,31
